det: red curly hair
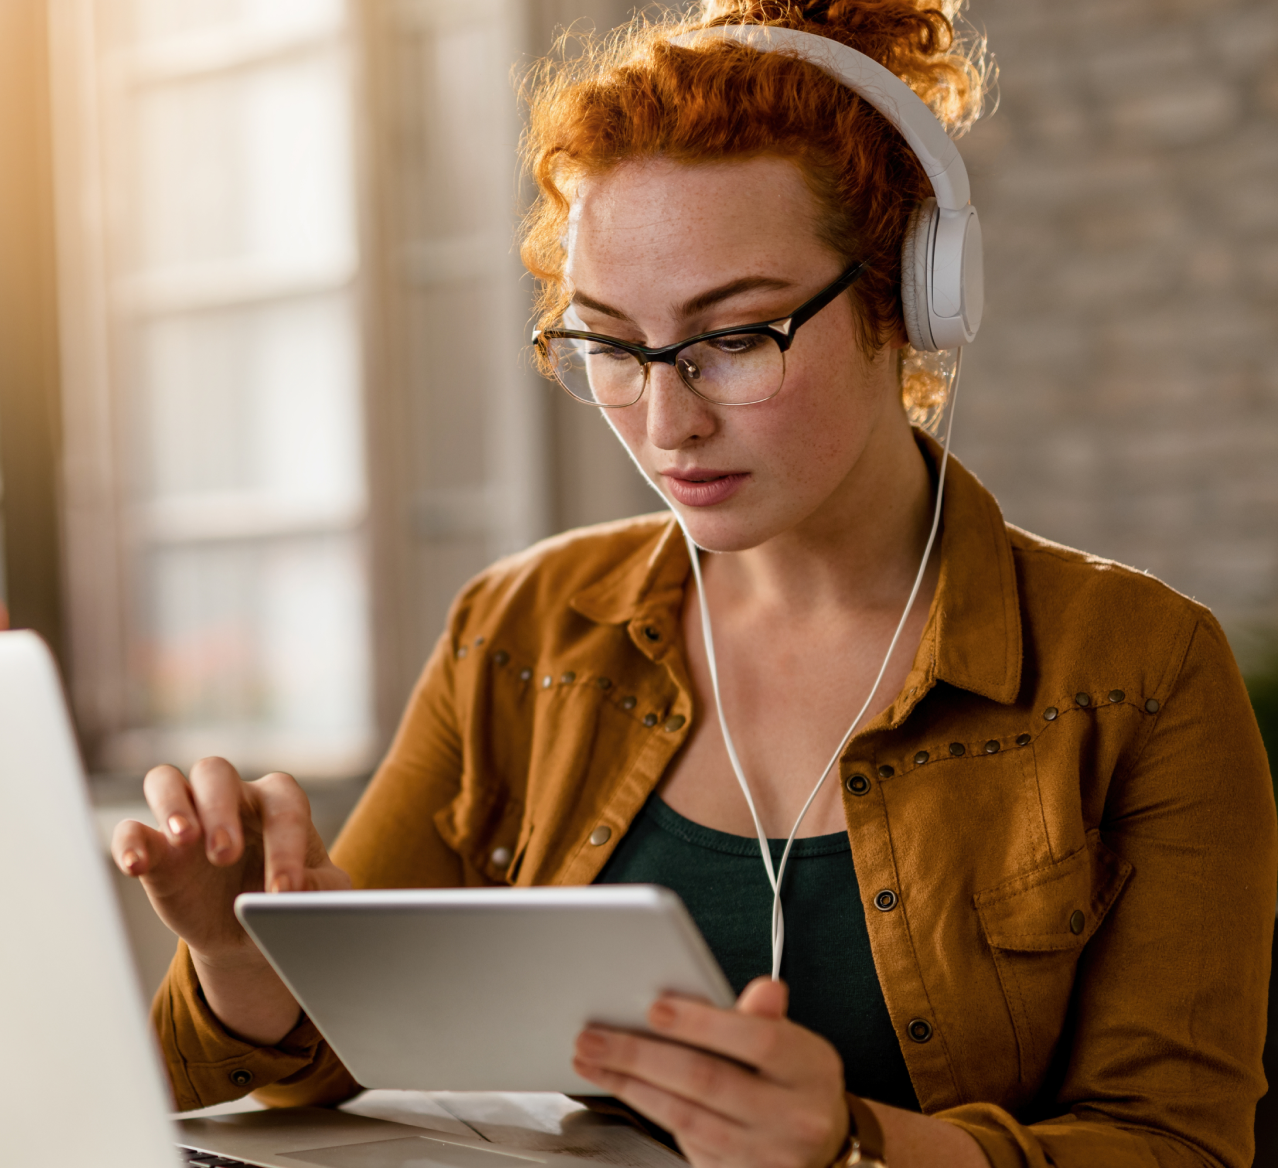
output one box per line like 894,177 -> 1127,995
520,0 -> 993,414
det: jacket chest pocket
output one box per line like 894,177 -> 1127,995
974,831 -> 1132,1088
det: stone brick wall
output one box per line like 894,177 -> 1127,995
957,0 -> 1278,658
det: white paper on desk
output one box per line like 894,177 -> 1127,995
342,1090 -> 686,1167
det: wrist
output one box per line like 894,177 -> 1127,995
828,1094 -> 888,1168
190,943 -> 301,1046
189,938 -> 273,975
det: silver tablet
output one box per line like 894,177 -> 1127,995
235,884 -> 735,1094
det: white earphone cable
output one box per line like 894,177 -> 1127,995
679,351 -> 962,980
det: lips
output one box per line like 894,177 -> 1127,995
661,470 -> 750,507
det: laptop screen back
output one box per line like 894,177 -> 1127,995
0,630 -> 180,1167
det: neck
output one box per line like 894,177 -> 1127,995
703,412 -> 936,619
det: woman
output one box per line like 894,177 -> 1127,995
115,3 -> 1276,1166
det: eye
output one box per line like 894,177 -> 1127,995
585,341 -> 634,362
709,332 -> 765,355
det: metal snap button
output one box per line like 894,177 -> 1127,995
589,826 -> 612,846
474,636 -> 485,646
846,774 -> 871,795
1016,733 -> 1031,746
873,889 -> 898,912
493,650 -> 510,665
949,742 -> 965,757
984,740 -> 1000,754
1145,698 -> 1160,714
456,646 -> 468,658
596,677 -> 612,690
519,668 -> 532,681
542,675 -> 553,688
664,715 -> 686,732
229,1069 -> 253,1088
1069,909 -> 1085,935
1108,690 -> 1125,703
621,696 -> 637,710
1043,707 -> 1058,721
643,713 -> 657,727
907,1019 -> 933,1043
1076,692 -> 1091,707
877,764 -> 894,779
913,751 -> 929,765
490,846 -> 512,869
561,671 -> 576,684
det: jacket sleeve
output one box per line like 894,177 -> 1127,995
152,941 -> 359,1112
935,613 -> 1277,1167
151,628 -> 469,1110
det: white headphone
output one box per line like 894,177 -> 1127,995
671,24 -> 984,352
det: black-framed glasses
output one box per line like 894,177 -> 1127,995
533,259 -> 868,408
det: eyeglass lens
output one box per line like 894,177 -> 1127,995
545,331 -> 786,406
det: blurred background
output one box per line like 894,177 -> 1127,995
1,0 -> 1276,1146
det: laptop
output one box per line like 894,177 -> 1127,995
0,630 -> 682,1168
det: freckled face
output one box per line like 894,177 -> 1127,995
563,155 -> 902,553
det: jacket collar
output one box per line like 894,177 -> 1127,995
571,513 -> 690,627
922,433 -> 1022,705
570,432 -> 1022,705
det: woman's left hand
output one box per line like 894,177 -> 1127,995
573,976 -> 849,1168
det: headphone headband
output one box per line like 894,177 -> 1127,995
669,24 -> 971,211
669,23 -> 983,349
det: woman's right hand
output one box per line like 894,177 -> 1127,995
111,756 -> 351,1044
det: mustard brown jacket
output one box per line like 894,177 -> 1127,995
154,443 -> 1276,1168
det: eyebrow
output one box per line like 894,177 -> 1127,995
569,275 -> 798,325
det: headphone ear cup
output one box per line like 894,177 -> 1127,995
900,198 -> 938,352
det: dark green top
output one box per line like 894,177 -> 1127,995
596,794 -> 920,1111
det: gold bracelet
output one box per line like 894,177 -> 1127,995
829,1093 -> 888,1168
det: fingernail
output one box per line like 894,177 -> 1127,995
272,874 -> 292,893
209,827 -> 232,859
122,850 -> 141,873
167,814 -> 190,838
649,1000 -> 677,1029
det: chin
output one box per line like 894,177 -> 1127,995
669,509 -> 775,555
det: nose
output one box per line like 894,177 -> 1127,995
643,360 -> 718,450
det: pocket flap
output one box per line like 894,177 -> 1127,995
975,831 -> 1132,952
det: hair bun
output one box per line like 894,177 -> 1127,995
699,0 -> 992,136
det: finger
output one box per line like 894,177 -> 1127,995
647,993 -> 816,1083
575,1027 -> 763,1125
188,756 -> 246,865
574,1049 -> 844,1168
111,819 -> 169,877
675,1135 -> 741,1168
141,764 -> 201,846
251,771 -> 313,893
736,975 -> 788,1019
671,1080 -> 846,1168
572,1057 -> 744,1160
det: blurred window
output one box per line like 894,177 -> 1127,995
49,0 -> 644,783
51,0 -> 373,778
